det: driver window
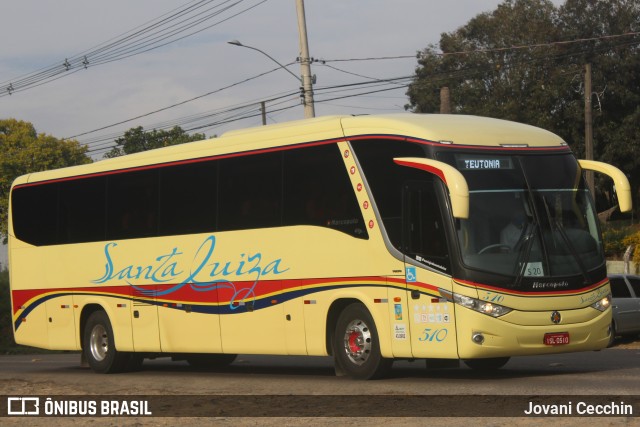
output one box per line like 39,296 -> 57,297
403,182 -> 450,274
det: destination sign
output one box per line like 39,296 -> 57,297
456,155 -> 513,170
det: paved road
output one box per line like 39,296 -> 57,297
1,346 -> 638,424
1,346 -> 639,394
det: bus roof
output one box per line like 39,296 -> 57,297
13,114 -> 567,186
339,114 -> 566,147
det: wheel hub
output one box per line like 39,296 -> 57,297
89,324 -> 109,362
343,319 -> 372,365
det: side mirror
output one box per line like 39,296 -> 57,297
578,160 -> 632,213
394,157 -> 469,219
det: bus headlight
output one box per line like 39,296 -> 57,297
453,294 -> 512,317
591,294 -> 611,312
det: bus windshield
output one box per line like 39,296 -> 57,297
438,151 -> 603,280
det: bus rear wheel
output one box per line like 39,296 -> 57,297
83,310 -> 129,373
333,303 -> 391,380
463,357 -> 510,370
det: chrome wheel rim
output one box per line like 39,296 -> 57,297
343,319 -> 372,365
89,324 -> 109,362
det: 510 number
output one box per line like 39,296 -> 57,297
418,328 -> 448,342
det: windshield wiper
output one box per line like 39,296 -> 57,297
551,218 -> 591,285
540,195 -> 590,285
513,219 -> 538,288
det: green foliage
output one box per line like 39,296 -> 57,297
602,224 -> 636,259
0,268 -> 16,351
0,118 -> 92,242
406,0 -> 640,211
104,126 -> 207,158
623,229 -> 640,264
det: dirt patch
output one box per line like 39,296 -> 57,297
610,335 -> 640,349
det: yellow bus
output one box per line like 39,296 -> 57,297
8,114 -> 632,379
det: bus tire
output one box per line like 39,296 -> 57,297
333,303 -> 391,380
463,357 -> 510,370
83,311 -> 128,374
186,353 -> 238,369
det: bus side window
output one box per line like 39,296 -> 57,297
283,144 -> 367,238
107,170 -> 159,240
159,161 -> 218,236
218,152 -> 282,231
59,177 -> 106,243
11,183 -> 59,246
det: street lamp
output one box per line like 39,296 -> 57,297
228,40 -> 315,118
228,40 -> 301,82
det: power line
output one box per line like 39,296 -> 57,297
0,0 -> 269,98
80,78 -> 413,156
75,30 -> 640,155
81,91 -> 303,154
435,31 -> 640,57
319,55 -> 416,63
67,63 -> 290,140
318,63 -> 409,87
317,31 -> 640,63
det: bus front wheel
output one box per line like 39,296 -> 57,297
83,310 -> 129,373
333,303 -> 391,380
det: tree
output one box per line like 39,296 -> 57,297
0,119 -> 91,242
556,0 -> 640,190
407,0 -> 562,125
406,0 -> 640,210
104,126 -> 206,158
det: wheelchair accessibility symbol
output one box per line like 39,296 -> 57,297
406,267 -> 417,283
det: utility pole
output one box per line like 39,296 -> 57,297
440,87 -> 451,114
228,40 -> 305,121
295,0 -> 315,118
584,63 -> 594,195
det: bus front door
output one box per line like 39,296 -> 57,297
402,181 -> 458,359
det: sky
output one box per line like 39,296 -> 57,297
0,0 -> 564,159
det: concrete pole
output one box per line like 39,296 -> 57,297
295,0 -> 315,118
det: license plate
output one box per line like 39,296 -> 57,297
544,332 -> 570,346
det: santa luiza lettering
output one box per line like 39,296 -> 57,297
92,235 -> 289,305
